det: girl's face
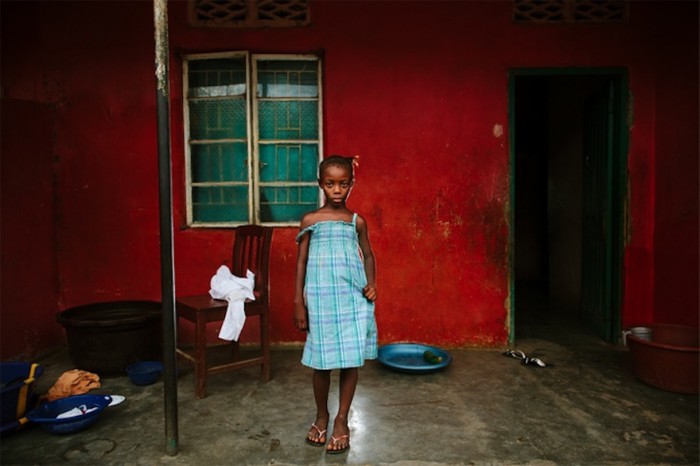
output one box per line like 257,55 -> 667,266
319,164 -> 353,207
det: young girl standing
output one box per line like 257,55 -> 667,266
294,155 -> 378,454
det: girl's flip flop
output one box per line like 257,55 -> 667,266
305,423 -> 327,447
326,434 -> 350,454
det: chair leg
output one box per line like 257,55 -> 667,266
195,316 -> 208,399
231,341 -> 240,361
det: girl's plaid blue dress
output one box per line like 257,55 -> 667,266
296,213 -> 377,369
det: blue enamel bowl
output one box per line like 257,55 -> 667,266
378,343 -> 452,373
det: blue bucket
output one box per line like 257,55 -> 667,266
0,362 -> 43,434
125,361 -> 163,386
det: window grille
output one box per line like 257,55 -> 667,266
190,0 -> 310,28
184,53 -> 322,227
513,0 -> 628,23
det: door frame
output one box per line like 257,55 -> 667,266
507,67 -> 629,345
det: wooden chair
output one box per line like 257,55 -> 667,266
176,225 -> 273,399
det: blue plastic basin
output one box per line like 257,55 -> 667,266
26,394 -> 112,435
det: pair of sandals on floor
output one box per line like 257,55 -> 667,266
306,423 -> 349,454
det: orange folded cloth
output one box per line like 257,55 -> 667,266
45,369 -> 101,402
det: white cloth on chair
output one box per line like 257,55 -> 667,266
209,265 -> 256,341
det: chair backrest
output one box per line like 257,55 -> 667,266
231,225 -> 273,301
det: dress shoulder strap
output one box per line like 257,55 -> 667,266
295,224 -> 315,244
352,212 -> 358,227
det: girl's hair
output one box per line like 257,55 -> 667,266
319,155 -> 354,180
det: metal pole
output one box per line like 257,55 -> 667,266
153,0 -> 178,456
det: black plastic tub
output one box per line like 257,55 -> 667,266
56,301 -> 162,376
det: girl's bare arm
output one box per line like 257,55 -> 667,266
294,222 -> 312,331
356,215 -> 377,302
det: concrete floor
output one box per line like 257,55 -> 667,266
1,323 -> 698,466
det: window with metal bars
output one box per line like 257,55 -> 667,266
183,52 -> 322,227
513,0 -> 628,23
189,0 -> 310,28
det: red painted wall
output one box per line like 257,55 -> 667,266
1,1 -> 697,359
1,99 -> 62,359
650,8 -> 699,326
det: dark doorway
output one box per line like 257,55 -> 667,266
510,70 -> 627,344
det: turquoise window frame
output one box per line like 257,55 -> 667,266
183,52 -> 323,227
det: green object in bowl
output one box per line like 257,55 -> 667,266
423,350 -> 443,364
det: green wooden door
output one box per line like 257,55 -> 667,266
581,81 -> 615,341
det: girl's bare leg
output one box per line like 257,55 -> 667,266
308,369 -> 331,443
328,367 -> 358,452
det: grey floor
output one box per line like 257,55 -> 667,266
1,321 -> 698,466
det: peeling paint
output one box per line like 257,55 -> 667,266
437,220 -> 451,239
410,222 -> 423,242
154,0 -> 169,95
493,123 -> 504,137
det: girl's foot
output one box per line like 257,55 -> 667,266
305,422 -> 327,446
326,434 -> 350,454
326,418 -> 350,454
